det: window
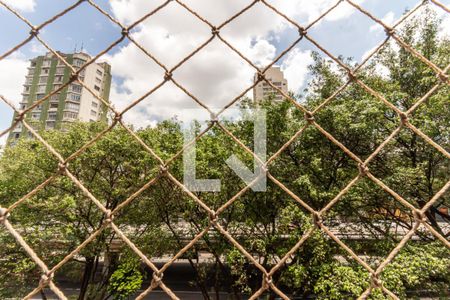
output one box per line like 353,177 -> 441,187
70,94 -> 81,102
55,75 -> 63,83
42,60 -> 51,67
48,112 -> 57,120
73,59 -> 86,67
36,94 -> 45,100
26,77 -> 33,84
23,95 -> 29,102
14,133 -> 20,139
20,103 -> 27,110
43,69 -> 49,74
63,111 -> 78,120
56,67 -> 65,74
96,69 -> 103,76
94,85 -> 101,91
95,77 -> 102,84
46,121 -> 56,129
71,84 -> 82,93
50,94 -> 60,102
33,104 -> 43,111
50,103 -> 58,109
31,113 -> 41,120
65,102 -> 80,112
31,61 -> 37,67
90,109 -> 97,117
91,101 -> 98,108
37,85 -> 46,93
39,76 -> 48,84
54,84 -> 62,91
24,86 -> 30,92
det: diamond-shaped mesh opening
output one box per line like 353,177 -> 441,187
368,127 -> 450,206
38,1 -> 123,54
0,10 -> 29,55
312,81 -> 400,160
6,177 -> 103,265
268,125 -> 359,210
130,2 -> 212,68
378,241 -> 450,299
0,230 -> 41,298
307,1 -> 388,63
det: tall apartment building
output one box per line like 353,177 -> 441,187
8,51 -> 111,143
253,66 -> 288,102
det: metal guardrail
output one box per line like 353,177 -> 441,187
0,0 -> 449,299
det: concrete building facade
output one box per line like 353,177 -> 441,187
253,66 -> 288,102
8,52 -> 111,144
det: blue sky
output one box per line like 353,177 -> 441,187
1,0 -> 449,145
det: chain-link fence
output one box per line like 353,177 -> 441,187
0,0 -> 449,299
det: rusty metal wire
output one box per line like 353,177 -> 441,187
0,0 -> 449,299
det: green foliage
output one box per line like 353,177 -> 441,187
108,262 -> 143,300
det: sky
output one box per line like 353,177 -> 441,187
0,0 -> 449,146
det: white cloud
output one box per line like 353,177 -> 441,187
0,53 -> 28,147
265,0 -> 365,24
0,53 -> 28,107
281,49 -> 313,93
30,41 -> 46,55
106,0 -> 365,127
1,0 -> 36,12
0,134 -> 6,149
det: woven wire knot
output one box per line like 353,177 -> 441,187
263,274 -> 273,289
14,113 -> 24,122
152,272 -> 163,284
57,163 -> 67,174
413,210 -> 426,222
304,112 -> 315,123
370,274 -> 382,289
209,212 -> 218,223
260,163 -> 268,174
29,27 -> 39,36
210,112 -> 218,123
347,70 -> 357,81
159,164 -> 168,174
298,27 -> 307,37
358,163 -> 369,176
105,209 -> 114,224
164,71 -> 173,81
256,72 -> 265,82
121,27 -> 129,36
399,112 -> 409,125
113,113 -> 122,122
313,212 -> 322,227
39,273 -> 54,287
384,26 -> 395,37
437,72 -> 449,83
69,73 -> 79,83
211,27 -> 220,36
